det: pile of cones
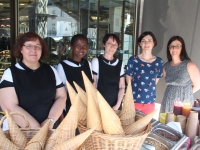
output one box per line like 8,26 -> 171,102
0,71 -> 156,150
0,101 -> 94,150
70,71 -> 157,150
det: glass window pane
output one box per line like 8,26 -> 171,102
19,0 -> 80,67
17,0 -> 136,68
0,1 -> 11,78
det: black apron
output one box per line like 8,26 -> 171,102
60,59 -> 93,114
97,56 -> 122,107
10,61 -> 56,124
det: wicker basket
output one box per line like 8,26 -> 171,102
78,114 -> 152,150
0,112 -> 54,143
4,128 -> 54,142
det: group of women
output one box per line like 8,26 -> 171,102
0,31 -> 200,129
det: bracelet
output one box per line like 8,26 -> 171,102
48,118 -> 55,123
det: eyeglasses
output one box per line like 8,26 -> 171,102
76,44 -> 88,50
168,45 -> 182,50
23,44 -> 42,50
106,42 -> 118,48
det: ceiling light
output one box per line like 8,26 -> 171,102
20,3 -> 25,5
91,16 -> 97,20
0,3 -> 3,5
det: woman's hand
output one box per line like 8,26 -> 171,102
41,119 -> 54,129
112,104 -> 120,110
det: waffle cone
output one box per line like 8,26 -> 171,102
5,110 -> 27,149
124,109 -> 157,135
25,120 -> 50,150
0,116 -> 18,150
76,94 -> 87,122
97,91 -> 124,135
73,81 -> 87,106
45,111 -> 68,150
52,128 -> 95,150
44,129 -> 60,150
87,89 -> 102,131
81,71 -> 98,104
66,81 -> 77,104
56,97 -> 78,146
119,79 -> 135,126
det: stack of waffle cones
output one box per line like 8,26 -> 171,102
5,110 -> 27,149
0,111 -> 52,150
77,71 -> 156,149
0,115 -> 19,150
25,120 -> 50,150
81,71 -> 155,135
119,80 -> 135,127
0,97 -> 93,150
45,91 -> 94,150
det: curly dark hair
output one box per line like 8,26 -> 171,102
166,36 -> 190,62
138,31 -> 157,48
13,32 -> 48,60
70,34 -> 88,46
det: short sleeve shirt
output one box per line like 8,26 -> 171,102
126,55 -> 164,104
0,63 -> 63,88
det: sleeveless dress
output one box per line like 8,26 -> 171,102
161,59 -> 193,113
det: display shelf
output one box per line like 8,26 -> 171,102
0,50 -> 11,78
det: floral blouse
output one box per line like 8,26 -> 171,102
126,55 -> 164,104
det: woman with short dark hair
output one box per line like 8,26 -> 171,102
91,33 -> 125,110
126,31 -> 164,114
0,32 -> 66,129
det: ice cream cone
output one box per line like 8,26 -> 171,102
0,135 -> 18,150
73,81 -> 87,106
55,96 -> 79,146
52,128 -> 95,150
124,109 -> 157,135
119,79 -> 135,126
76,94 -> 87,123
87,89 -> 102,131
81,71 -> 98,104
45,129 -> 60,150
25,120 -> 50,150
0,116 -> 18,150
66,81 -> 77,104
97,91 -> 124,135
5,110 -> 27,149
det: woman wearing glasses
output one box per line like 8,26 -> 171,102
126,31 -> 164,114
91,34 -> 125,110
161,36 -> 200,113
57,34 -> 93,115
0,32 -> 66,129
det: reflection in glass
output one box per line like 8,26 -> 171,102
16,0 -> 136,69
0,1 -> 11,78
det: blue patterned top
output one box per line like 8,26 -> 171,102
126,55 -> 164,104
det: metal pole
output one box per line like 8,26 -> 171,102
96,0 -> 100,50
134,0 -> 143,55
121,0 -> 125,51
10,0 -> 19,65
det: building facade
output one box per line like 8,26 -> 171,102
0,0 -> 139,77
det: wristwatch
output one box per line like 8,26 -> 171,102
48,118 -> 55,123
